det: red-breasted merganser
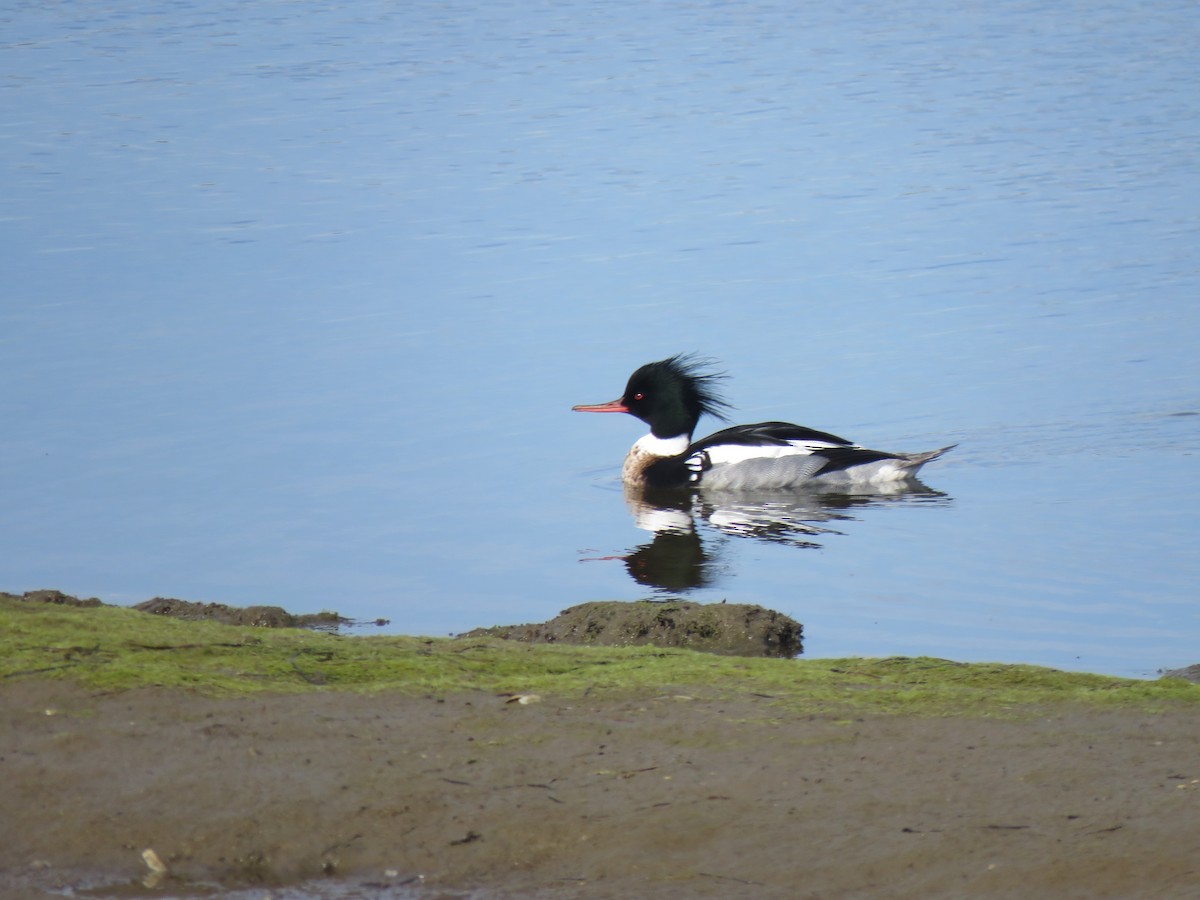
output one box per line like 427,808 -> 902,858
573,354 -> 955,490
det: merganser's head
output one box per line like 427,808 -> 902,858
573,354 -> 731,439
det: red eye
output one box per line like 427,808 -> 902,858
632,392 -> 644,401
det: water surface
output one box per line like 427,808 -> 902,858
3,0 -> 1198,678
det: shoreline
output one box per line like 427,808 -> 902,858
3,593 -> 1199,898
5,588 -> 1195,683
4,679 -> 1200,899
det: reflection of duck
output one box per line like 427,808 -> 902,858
574,355 -> 955,490
620,482 -> 952,591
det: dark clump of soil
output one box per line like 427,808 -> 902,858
2,589 -> 346,630
133,597 -> 344,629
1,589 -> 105,608
1161,663 -> 1200,683
460,599 -> 803,658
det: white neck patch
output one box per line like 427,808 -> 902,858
632,432 -> 690,458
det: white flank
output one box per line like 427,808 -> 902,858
702,439 -> 849,467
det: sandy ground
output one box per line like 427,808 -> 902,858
2,679 -> 1199,899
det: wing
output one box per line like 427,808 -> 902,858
691,421 -> 855,451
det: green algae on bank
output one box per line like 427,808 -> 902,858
2,596 -> 1197,715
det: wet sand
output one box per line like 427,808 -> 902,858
3,678 -> 1199,898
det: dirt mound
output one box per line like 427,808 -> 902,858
461,600 -> 802,658
2,589 -> 345,630
1162,663 -> 1200,683
133,596 -> 344,629
1,589 -> 104,608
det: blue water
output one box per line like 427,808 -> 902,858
3,0 -> 1198,678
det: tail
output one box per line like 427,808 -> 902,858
897,444 -> 957,473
